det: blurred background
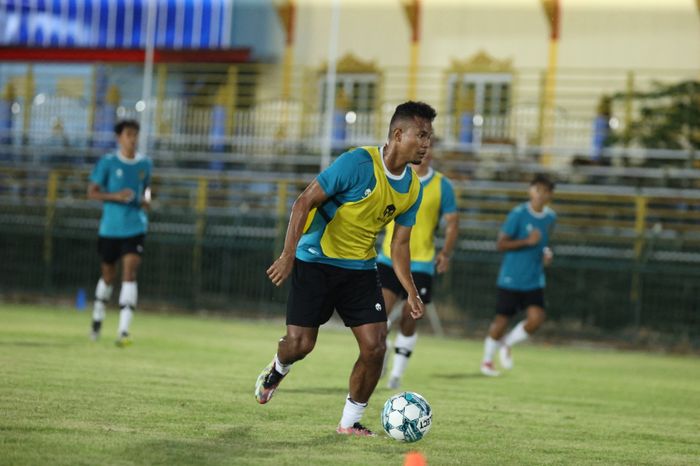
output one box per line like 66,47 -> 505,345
0,0 -> 698,348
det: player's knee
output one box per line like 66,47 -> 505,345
286,334 -> 316,358
526,311 -> 546,332
361,339 -> 386,364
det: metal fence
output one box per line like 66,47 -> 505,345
1,62 -> 698,168
1,165 -> 699,347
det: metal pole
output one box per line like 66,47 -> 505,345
320,0 -> 341,171
139,0 -> 157,154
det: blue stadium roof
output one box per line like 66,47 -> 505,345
0,0 -> 233,50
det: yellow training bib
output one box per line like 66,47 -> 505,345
381,171 -> 443,262
320,147 -> 421,260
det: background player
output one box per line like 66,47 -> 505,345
480,174 -> 556,376
88,120 -> 152,347
376,142 -> 458,389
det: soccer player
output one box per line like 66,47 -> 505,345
480,174 -> 556,376
376,142 -> 458,389
87,119 -> 152,347
255,101 -> 437,437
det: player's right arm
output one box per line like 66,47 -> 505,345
266,179 -> 328,287
87,183 -> 135,203
87,157 -> 134,203
496,208 -> 540,252
496,229 -> 540,252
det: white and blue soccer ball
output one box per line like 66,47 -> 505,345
381,391 -> 432,442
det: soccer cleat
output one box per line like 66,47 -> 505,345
115,332 -> 132,348
254,359 -> 286,404
90,331 -> 100,342
499,345 -> 514,370
387,376 -> 401,390
336,422 -> 376,437
480,361 -> 500,377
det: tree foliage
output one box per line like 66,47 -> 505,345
609,80 -> 700,150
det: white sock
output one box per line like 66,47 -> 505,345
92,279 -> 113,321
274,355 -> 291,375
118,307 -> 133,336
482,336 -> 501,364
93,300 -> 106,322
339,395 -> 367,428
118,282 -> 137,336
390,332 -> 418,380
119,281 -> 138,308
503,320 -> 529,347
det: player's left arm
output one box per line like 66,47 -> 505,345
141,162 -> 153,210
435,212 -> 459,274
435,178 -> 459,273
543,217 -> 556,267
390,223 -> 424,320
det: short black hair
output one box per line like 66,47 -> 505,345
114,119 -> 140,135
531,173 -> 555,191
388,101 -> 437,136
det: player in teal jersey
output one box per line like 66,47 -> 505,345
481,174 -> 556,376
376,143 -> 459,389
87,120 -> 152,347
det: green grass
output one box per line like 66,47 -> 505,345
1,304 -> 699,466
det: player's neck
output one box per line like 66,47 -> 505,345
120,149 -> 136,159
382,144 -> 408,176
413,165 -> 431,178
528,201 -> 544,213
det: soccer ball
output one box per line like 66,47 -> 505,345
381,391 -> 432,442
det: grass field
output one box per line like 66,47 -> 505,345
1,304 -> 699,466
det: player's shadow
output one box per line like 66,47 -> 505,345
0,340 -> 74,348
283,386 -> 346,396
124,425 -> 357,464
432,372 -> 483,380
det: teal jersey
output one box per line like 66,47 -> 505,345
376,169 -> 457,275
497,202 -> 556,291
297,146 -> 422,270
89,153 -> 152,238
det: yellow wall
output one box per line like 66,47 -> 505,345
292,0 -> 699,71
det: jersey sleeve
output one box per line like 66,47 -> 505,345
500,207 -> 520,238
439,177 -> 457,215
395,184 -> 423,227
316,148 -> 372,197
89,157 -> 109,188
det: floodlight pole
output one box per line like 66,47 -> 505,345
139,0 -> 157,154
320,0 -> 341,171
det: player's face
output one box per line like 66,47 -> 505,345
411,144 -> 433,174
529,183 -> 552,208
399,117 -> 433,165
117,127 -> 139,157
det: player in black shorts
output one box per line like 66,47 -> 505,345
375,142 -> 459,389
254,102 -> 437,437
481,175 -> 556,376
87,120 -> 152,347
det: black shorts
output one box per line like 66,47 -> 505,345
287,259 -> 387,328
376,262 -> 433,304
496,287 -> 545,317
97,234 -> 145,265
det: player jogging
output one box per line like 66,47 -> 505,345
480,174 -> 556,376
88,119 -> 152,347
376,142 -> 458,389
